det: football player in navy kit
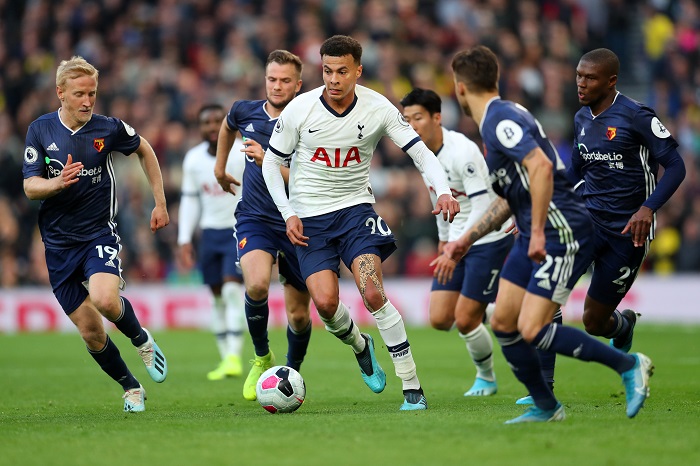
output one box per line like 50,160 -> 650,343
22,56 -> 169,412
519,49 -> 687,408
214,50 -> 313,402
438,45 -> 654,423
571,48 -> 685,349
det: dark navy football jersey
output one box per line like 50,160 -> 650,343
23,111 -> 140,248
480,98 -> 591,240
227,99 -> 287,227
570,92 -> 679,238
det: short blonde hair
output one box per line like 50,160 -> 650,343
56,56 -> 99,89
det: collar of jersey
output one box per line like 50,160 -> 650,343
319,93 -> 358,118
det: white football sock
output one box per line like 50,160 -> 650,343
211,296 -> 227,359
222,281 -> 245,358
372,301 -> 420,390
319,301 -> 365,353
459,323 -> 495,381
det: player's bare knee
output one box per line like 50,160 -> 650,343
362,292 -> 385,313
455,313 -> 480,334
430,314 -> 453,331
313,295 -> 339,319
287,308 -> 310,330
91,295 -> 120,318
78,324 -> 107,348
517,320 -> 544,343
245,282 -> 269,301
490,313 -> 518,333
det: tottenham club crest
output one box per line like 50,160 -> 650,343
397,112 -> 409,127
274,117 -> 284,133
465,162 -> 477,177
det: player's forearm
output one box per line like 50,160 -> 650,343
406,141 -> 450,196
262,150 -> 296,220
281,166 -> 291,185
526,154 -> 553,235
461,197 -> 511,246
136,137 -> 167,208
643,149 -> 686,212
462,192 -> 491,236
23,176 -> 63,200
215,121 -> 236,179
177,194 -> 201,245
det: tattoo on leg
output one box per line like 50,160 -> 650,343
356,254 -> 386,311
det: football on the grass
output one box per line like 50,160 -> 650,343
256,365 -> 305,413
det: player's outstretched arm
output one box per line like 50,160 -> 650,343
23,153 -> 83,200
135,136 -> 169,232
404,140 -> 459,221
432,193 -> 461,223
522,147 -> 553,262
621,206 -> 653,248
622,148 -> 686,247
214,118 -> 241,195
285,216 -> 309,247
431,196 -> 511,284
262,149 -> 297,221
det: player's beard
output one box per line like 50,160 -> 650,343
268,96 -> 293,110
461,103 -> 472,118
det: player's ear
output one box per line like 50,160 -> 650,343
356,64 -> 363,79
295,79 -> 302,93
56,86 -> 64,102
455,80 -> 466,97
609,74 -> 618,89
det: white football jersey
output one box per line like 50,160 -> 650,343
179,139 -> 245,239
424,127 -> 509,244
268,85 -> 423,218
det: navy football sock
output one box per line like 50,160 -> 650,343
494,330 -> 558,410
536,309 -> 562,389
88,335 -> 140,390
604,309 -> 631,339
245,293 -> 270,357
112,297 -> 147,346
533,323 -> 636,373
286,322 -> 312,371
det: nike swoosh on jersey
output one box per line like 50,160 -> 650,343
308,128 -> 321,133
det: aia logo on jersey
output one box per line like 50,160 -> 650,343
238,237 -> 247,249
93,138 -> 105,152
310,147 -> 361,167
606,127 -> 617,140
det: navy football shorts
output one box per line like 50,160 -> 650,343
45,233 -> 125,314
431,234 -> 514,302
294,203 -> 397,281
199,228 -> 242,286
235,214 -> 307,291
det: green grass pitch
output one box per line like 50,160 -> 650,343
1,324 -> 699,465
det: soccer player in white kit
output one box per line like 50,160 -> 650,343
400,88 -> 514,397
262,35 -> 460,410
178,104 -> 247,380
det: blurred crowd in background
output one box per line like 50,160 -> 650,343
1,0 -> 699,288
